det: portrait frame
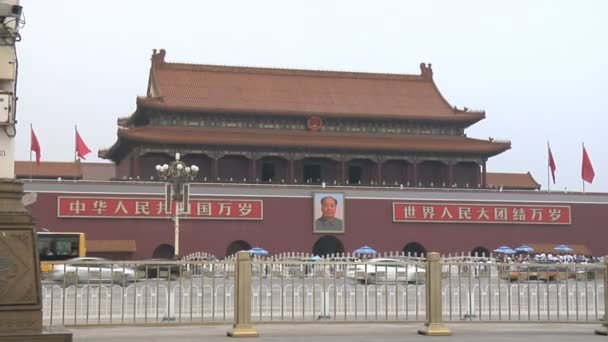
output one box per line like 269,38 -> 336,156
313,192 -> 345,234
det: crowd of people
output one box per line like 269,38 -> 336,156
496,253 -> 603,264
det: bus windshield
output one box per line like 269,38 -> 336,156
37,232 -> 86,262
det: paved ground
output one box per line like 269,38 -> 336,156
67,322 -> 606,342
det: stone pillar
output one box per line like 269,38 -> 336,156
595,257 -> 608,335
0,180 -> 72,341
227,251 -> 259,337
418,252 -> 451,336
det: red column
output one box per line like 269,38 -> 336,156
249,158 -> 256,182
412,161 -> 418,186
481,160 -> 487,188
289,159 -> 295,183
129,152 -> 136,178
376,160 -> 383,185
211,158 -> 219,181
448,162 -> 454,187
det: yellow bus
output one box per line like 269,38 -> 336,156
37,232 -> 86,272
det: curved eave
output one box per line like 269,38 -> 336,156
98,138 -> 126,163
113,126 -> 509,156
135,97 -> 485,124
486,171 -> 540,190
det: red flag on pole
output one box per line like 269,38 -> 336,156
31,127 -> 41,165
548,144 -> 557,184
75,128 -> 91,160
582,145 -> 595,184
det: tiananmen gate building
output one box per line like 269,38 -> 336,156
18,50 -> 608,259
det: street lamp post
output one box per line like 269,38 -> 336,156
156,153 -> 199,259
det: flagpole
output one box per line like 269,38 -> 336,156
582,142 -> 585,193
74,125 -> 78,162
29,123 -> 33,181
547,141 -> 550,191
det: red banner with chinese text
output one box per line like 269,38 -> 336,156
58,197 -> 263,220
393,202 -> 571,225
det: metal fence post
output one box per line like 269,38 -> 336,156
595,256 -> 608,335
227,251 -> 259,338
418,252 -> 451,336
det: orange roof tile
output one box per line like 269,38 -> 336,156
139,49 -> 484,123
486,172 -> 540,190
99,126 -> 509,160
15,161 -> 82,179
80,163 -> 116,180
87,240 -> 137,253
15,161 -> 116,180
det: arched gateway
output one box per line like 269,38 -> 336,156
152,244 -> 174,259
403,242 -> 427,257
312,236 -> 344,256
471,246 -> 490,257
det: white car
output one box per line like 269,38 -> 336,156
52,257 -> 136,285
346,258 -> 425,284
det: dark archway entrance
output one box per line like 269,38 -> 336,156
403,242 -> 427,257
312,236 -> 344,256
152,244 -> 174,259
471,246 -> 490,257
225,240 -> 252,257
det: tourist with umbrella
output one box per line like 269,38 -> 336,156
515,245 -> 535,253
353,245 -> 377,258
248,247 -> 269,256
553,244 -> 574,253
493,246 -> 516,254
493,246 -> 516,262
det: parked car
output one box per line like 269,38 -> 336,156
499,264 -> 569,282
135,260 -> 191,280
136,259 -> 203,281
52,257 -> 136,285
345,258 -> 425,284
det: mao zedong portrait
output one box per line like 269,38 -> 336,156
315,195 -> 343,232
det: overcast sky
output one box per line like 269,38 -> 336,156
14,0 -> 608,192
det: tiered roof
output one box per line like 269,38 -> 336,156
128,49 -> 485,123
106,126 -> 508,156
101,49 -> 509,160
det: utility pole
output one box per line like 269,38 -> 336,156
0,2 -> 71,340
156,153 -> 199,259
0,0 -> 19,178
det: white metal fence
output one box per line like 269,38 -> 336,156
41,256 -> 606,326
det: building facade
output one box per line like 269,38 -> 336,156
23,181 -> 606,259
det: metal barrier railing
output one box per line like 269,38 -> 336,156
442,261 -> 605,322
249,257 -> 427,322
42,259 -> 236,325
41,254 -> 607,332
